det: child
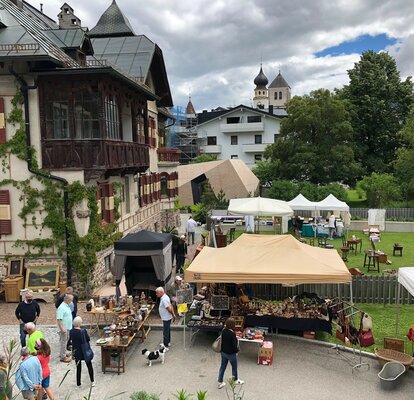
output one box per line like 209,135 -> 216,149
35,339 -> 55,400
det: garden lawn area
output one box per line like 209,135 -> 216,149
316,303 -> 414,354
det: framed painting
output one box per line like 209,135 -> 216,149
7,258 -> 24,276
25,265 -> 60,290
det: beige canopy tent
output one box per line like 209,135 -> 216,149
185,234 -> 352,284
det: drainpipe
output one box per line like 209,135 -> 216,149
9,66 -> 73,286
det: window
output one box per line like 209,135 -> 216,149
254,154 -> 262,162
124,176 -> 130,214
247,115 -> 261,123
160,175 -> 168,198
98,183 -> 114,224
104,255 -> 111,273
274,92 -> 278,100
255,135 -> 262,144
274,134 -> 278,143
231,155 -> 238,159
74,92 -> 100,139
279,91 -> 283,100
104,95 -> 121,139
47,101 -> 69,138
231,136 -> 238,145
207,136 -> 217,145
226,117 -> 240,124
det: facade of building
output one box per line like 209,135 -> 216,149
196,105 -> 282,169
0,0 -> 179,292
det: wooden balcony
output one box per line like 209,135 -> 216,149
157,148 -> 181,163
42,139 -> 149,180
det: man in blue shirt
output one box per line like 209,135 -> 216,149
56,294 -> 73,362
15,347 -> 42,400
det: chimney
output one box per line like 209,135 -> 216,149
269,105 -> 273,114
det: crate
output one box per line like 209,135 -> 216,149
232,316 -> 245,330
258,341 -> 273,365
4,276 -> 24,302
303,331 -> 315,340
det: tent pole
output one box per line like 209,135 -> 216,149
396,283 -> 401,336
349,282 -> 354,305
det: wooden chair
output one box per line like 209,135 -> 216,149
341,236 -> 350,261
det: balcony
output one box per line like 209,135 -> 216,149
242,143 -> 270,153
42,139 -> 149,180
200,144 -> 222,154
220,122 -> 264,133
157,148 -> 181,167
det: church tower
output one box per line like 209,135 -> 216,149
268,70 -> 291,108
253,65 -> 269,109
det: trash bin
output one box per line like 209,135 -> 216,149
378,361 -> 405,390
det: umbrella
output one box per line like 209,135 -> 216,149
228,196 -> 293,217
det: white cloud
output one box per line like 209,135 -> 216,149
28,0 -> 414,110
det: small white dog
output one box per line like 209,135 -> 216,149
141,344 -> 168,366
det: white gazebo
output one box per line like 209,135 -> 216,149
287,193 -> 317,211
315,194 -> 350,212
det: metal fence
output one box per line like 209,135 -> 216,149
350,208 -> 414,220
249,275 -> 413,304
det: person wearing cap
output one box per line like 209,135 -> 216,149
166,276 -> 189,317
15,291 -> 41,347
176,235 -> 188,273
25,323 -> 44,355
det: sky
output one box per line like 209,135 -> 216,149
27,0 -> 414,112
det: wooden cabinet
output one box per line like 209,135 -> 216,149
4,276 -> 24,302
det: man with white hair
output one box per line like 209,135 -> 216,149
56,294 -> 73,362
15,291 -> 40,347
55,286 -> 78,319
24,322 -> 43,355
15,347 -> 42,400
156,287 -> 175,349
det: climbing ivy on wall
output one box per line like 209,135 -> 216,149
0,89 -> 122,284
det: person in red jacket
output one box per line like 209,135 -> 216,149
35,339 -> 55,400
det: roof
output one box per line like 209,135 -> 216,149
269,71 -> 290,88
23,1 -> 59,29
45,29 -> 93,54
185,234 -> 352,284
114,230 -> 171,251
254,65 -> 268,88
316,194 -> 349,212
89,0 -> 135,38
186,98 -> 196,115
90,36 -> 173,106
196,104 -> 281,127
287,193 -> 317,211
398,268 -> 414,297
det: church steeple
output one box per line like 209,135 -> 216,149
268,70 -> 291,109
253,64 -> 269,109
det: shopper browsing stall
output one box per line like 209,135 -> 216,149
156,287 -> 176,349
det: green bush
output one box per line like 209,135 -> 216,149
130,392 -> 160,400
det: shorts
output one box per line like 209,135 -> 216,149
21,389 -> 35,399
42,376 -> 50,388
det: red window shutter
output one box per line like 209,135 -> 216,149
0,97 -> 6,144
143,175 -> 148,205
104,184 -> 115,223
0,189 -> 12,235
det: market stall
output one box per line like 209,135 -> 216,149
184,234 -> 351,336
396,267 -> 414,335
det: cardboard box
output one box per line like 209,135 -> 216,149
303,331 -> 315,340
258,341 -> 273,365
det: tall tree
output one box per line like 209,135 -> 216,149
339,50 -> 414,174
264,89 -> 361,184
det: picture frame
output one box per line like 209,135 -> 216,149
25,265 -> 60,290
7,258 -> 24,277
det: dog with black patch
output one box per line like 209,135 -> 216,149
141,344 -> 168,366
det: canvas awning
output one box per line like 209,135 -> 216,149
184,234 -> 351,284
287,193 -> 317,211
228,196 -> 293,217
395,267 -> 414,335
316,194 -> 349,212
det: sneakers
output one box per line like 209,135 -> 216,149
91,381 -> 96,387
235,379 -> 244,385
60,357 -> 71,363
218,382 -> 226,389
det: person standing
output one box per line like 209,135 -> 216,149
328,212 -> 336,240
68,317 -> 95,388
186,215 -> 197,245
0,352 -> 12,400
156,287 -> 175,349
55,287 -> 78,319
175,235 -> 188,273
56,294 -> 73,362
171,228 -> 179,268
25,323 -> 44,355
15,347 -> 42,400
15,291 -> 41,348
35,339 -> 55,400
217,317 -> 244,389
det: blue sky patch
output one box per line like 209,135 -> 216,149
315,34 -> 398,57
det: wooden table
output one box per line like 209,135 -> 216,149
347,238 -> 362,255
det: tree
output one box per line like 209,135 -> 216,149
357,173 -> 401,208
339,50 -> 414,174
252,160 -> 279,185
190,154 -> 217,163
264,89 -> 361,184
267,180 -> 298,201
394,106 -> 414,200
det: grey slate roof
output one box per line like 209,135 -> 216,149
89,0 -> 135,38
269,72 -> 290,88
46,29 -> 88,49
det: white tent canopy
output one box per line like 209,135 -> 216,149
287,193 -> 317,211
396,267 -> 414,334
316,194 -> 350,212
228,196 -> 293,217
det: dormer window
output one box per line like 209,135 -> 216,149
72,19 -> 77,25
64,7 -> 69,13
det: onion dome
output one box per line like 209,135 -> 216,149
254,65 -> 268,88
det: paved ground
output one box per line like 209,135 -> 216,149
1,324 -> 413,400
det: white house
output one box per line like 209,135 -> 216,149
196,105 -> 282,169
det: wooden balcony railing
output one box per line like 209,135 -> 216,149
157,148 -> 181,163
42,139 -> 149,173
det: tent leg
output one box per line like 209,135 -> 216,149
396,284 -> 401,336
349,282 -> 354,305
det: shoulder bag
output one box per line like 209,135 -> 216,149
358,312 -> 375,347
212,333 -> 222,353
81,329 -> 94,362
